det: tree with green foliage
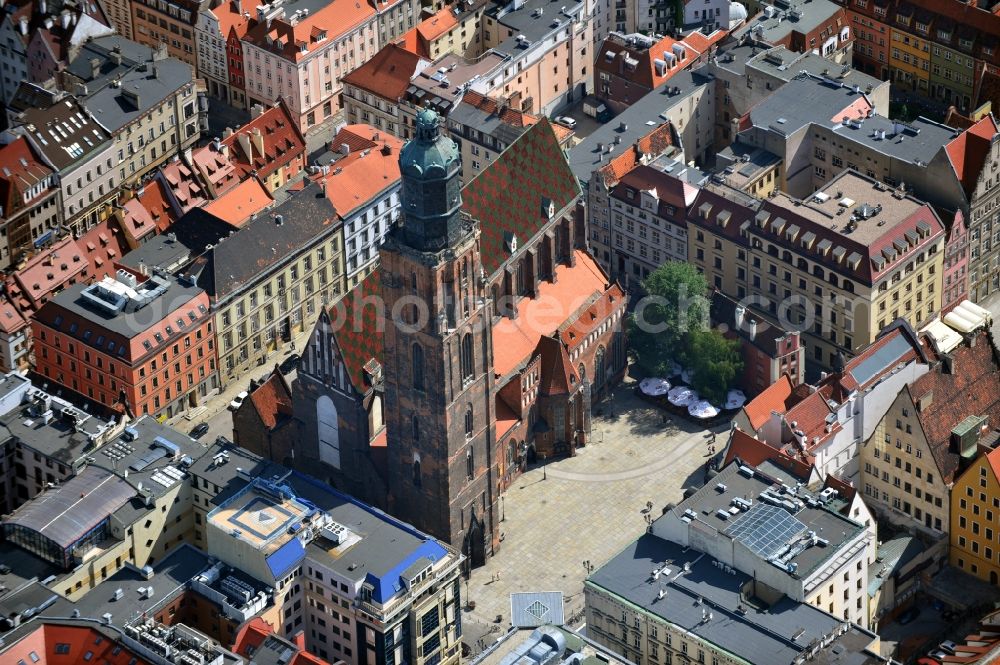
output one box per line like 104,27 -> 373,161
687,329 -> 743,405
628,261 -> 710,376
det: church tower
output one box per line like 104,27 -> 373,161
382,109 -> 498,567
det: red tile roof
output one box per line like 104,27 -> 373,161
911,330 -> 1000,484
2,623 -> 151,665
595,33 -> 707,91
232,617 -> 329,665
785,389 -> 840,451
742,374 -> 797,430
492,250 -> 611,378
10,236 -> 88,311
495,395 -> 520,440
159,159 -> 209,212
0,137 -> 55,213
341,43 -> 428,100
222,100 -> 307,183
463,119 -> 581,276
242,0 -> 375,62
249,369 -> 294,430
192,143 -> 239,196
136,178 -> 178,232
0,294 -> 28,335
202,176 -> 274,226
118,196 -> 157,244
724,428 -> 814,479
460,90 -> 538,127
945,115 -> 999,198
595,123 -> 676,187
416,6 -> 458,42
319,128 -> 404,219
537,334 -> 576,396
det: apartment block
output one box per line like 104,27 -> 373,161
241,0 -> 419,133
1,415 -> 205,599
11,95 -> 116,239
594,31 -> 716,114
836,0 -> 1000,114
195,0 -> 250,101
585,467 -> 885,665
130,0 -> 201,66
446,90 -> 565,182
689,170 -> 945,372
0,137 -> 62,270
480,0 -> 593,117
186,181 -> 346,385
860,316 -> 999,540
63,36 -> 204,186
324,126 -> 403,287
950,421 -> 1000,585
32,268 -> 218,418
402,1 -> 487,60
342,43 -> 430,137
733,0 -> 854,63
205,471 -> 464,665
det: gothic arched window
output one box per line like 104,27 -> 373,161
461,334 -> 474,381
412,343 -> 424,390
412,414 -> 420,441
595,346 -> 607,388
413,457 -> 421,487
465,404 -> 474,437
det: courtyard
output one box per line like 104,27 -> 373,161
461,375 -> 727,652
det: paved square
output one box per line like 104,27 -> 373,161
462,378 -> 725,646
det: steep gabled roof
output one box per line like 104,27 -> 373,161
329,269 -> 384,393
463,119 -> 580,276
536,335 -> 575,396
249,369 -> 294,430
945,115 -> 999,197
742,374 -> 797,430
341,43 -> 428,100
724,428 -> 814,479
911,330 -> 1000,484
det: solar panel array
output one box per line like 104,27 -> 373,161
101,440 -> 136,463
724,504 -> 807,559
849,333 -> 912,386
150,465 -> 185,488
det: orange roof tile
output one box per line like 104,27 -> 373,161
118,197 -> 157,243
319,129 -> 403,219
596,123 -> 676,186
243,0 -> 375,62
12,236 -> 88,309
945,114 -> 999,197
742,374 -> 795,430
495,396 -> 519,441
159,160 -> 209,213
0,294 -> 28,335
416,7 -> 458,42
341,43 -> 428,101
202,177 -> 274,226
724,428 -> 814,479
136,178 -> 177,232
397,27 -> 423,55
249,369 -> 294,430
492,250 -> 611,378
3,623 -> 152,665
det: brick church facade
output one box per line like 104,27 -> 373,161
255,111 -> 627,569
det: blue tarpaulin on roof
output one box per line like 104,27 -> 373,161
267,537 -> 305,579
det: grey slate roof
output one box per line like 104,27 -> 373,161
488,0 -> 585,56
189,181 -> 340,301
69,36 -> 195,133
733,0 -> 844,44
448,100 -> 531,147
745,73 -> 960,165
568,69 -> 712,184
588,535 -> 883,665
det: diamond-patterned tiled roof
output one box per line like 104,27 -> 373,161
330,270 -> 385,393
463,118 -> 580,276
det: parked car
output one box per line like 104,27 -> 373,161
555,115 -> 577,128
189,423 -> 210,439
928,650 -> 948,662
280,353 -> 301,375
939,641 -> 957,654
215,436 -> 233,446
229,391 -> 249,411
898,606 -> 921,624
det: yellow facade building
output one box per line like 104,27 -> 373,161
950,418 -> 1000,585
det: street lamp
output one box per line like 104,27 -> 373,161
541,453 -> 547,480
501,495 -> 505,522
